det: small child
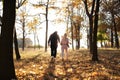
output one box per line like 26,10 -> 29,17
60,33 -> 69,60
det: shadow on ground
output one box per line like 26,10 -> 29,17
14,49 -> 120,80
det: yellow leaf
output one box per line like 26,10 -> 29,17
91,72 -> 98,76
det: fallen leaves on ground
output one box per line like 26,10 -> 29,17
14,48 -> 120,80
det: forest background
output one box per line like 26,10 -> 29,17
0,0 -> 120,79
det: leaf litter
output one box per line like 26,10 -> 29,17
14,48 -> 120,80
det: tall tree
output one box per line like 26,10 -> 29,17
102,0 -> 120,48
45,0 -> 49,52
70,1 -> 74,50
0,0 -> 17,79
112,12 -> 119,49
0,0 -> 26,61
14,0 -> 26,60
92,0 -> 100,61
13,0 -> 27,60
32,0 -> 59,52
83,0 -> 100,61
17,6 -> 28,51
97,23 -> 109,47
27,17 -> 40,49
83,0 -> 95,53
72,15 -> 83,49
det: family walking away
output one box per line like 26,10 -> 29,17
60,33 -> 69,60
48,31 -> 60,59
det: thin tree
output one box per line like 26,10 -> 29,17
45,0 -> 49,52
13,0 -> 26,60
32,0 -> 51,52
14,27 -> 21,60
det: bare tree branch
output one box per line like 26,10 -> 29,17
16,0 -> 27,9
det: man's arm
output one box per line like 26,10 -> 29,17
57,35 -> 60,43
48,35 -> 51,46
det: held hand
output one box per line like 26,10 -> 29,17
48,43 -> 50,46
60,42 -> 62,45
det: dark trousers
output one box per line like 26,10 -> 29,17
51,47 -> 57,58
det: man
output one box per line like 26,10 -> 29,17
48,31 -> 60,59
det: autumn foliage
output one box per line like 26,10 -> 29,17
14,48 -> 120,80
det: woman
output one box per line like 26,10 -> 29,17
60,33 -> 69,60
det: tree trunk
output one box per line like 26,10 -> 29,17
37,34 -> 40,49
76,39 -> 79,49
33,30 -> 36,49
110,27 -> 114,47
89,17 -> 93,53
0,0 -> 17,79
100,40 -> 102,47
92,0 -> 100,61
87,27 -> 90,48
45,0 -> 49,52
112,13 -> 119,49
70,4 -> 74,50
83,0 -> 95,54
22,18 -> 25,51
76,26 -> 80,50
14,28 -> 21,60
